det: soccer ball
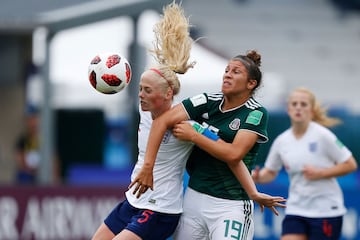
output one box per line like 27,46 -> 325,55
88,53 -> 132,94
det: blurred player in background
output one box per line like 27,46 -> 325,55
15,105 -> 41,184
252,87 -> 358,240
14,105 -> 60,184
131,49 -> 286,240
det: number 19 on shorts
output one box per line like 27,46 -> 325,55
223,219 -> 242,240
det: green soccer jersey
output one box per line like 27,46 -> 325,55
182,92 -> 269,200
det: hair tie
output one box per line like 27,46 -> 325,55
150,68 -> 166,79
149,68 -> 173,89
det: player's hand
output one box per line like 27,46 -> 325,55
128,166 -> 154,198
173,121 -> 197,141
252,192 -> 286,216
302,165 -> 323,180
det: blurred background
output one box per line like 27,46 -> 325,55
0,0 -> 359,239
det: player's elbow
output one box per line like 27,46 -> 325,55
254,168 -> 278,184
348,156 -> 358,172
223,151 -> 244,165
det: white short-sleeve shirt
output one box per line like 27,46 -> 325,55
126,106 -> 194,214
265,121 -> 352,218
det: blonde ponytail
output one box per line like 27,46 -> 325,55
148,1 -> 195,96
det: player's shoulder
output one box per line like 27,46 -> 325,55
242,98 -> 268,122
206,91 -> 223,102
309,121 -> 336,138
184,92 -> 223,108
244,97 -> 267,111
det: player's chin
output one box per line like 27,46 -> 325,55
221,86 -> 231,95
140,103 -> 150,111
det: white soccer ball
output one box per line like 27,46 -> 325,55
88,53 -> 132,94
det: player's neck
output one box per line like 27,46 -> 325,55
222,94 -> 250,111
151,101 -> 172,119
291,122 -> 309,139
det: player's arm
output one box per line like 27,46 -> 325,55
173,122 -> 286,214
129,104 -> 188,197
303,155 -> 357,180
227,161 -> 286,215
173,121 -> 257,165
174,122 -> 281,190
251,166 -> 278,184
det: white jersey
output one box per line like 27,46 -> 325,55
265,121 -> 352,218
126,107 -> 194,214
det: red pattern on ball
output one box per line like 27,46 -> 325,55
101,74 -> 122,86
89,71 -> 97,88
91,55 -> 101,64
106,55 -> 120,68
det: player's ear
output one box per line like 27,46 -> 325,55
165,86 -> 174,99
247,79 -> 257,90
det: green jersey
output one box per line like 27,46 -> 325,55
182,92 -> 269,200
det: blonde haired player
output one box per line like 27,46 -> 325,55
91,2 -> 195,240
252,87 -> 357,240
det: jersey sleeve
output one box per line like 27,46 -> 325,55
264,136 -> 283,171
241,107 -> 269,143
322,128 -> 352,164
181,93 -> 208,120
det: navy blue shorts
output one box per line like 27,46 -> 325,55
282,215 -> 343,240
104,199 -> 180,240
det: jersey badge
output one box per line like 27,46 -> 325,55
309,142 -> 317,152
161,130 -> 171,144
190,94 -> 207,107
229,118 -> 241,130
245,110 -> 263,125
